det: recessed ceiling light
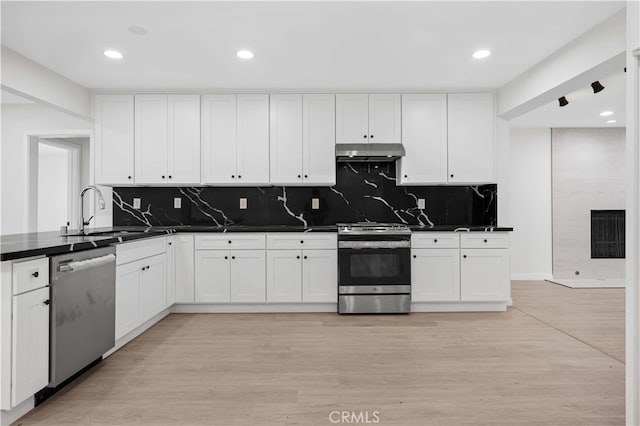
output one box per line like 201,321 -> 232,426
607,120 -> 617,124
600,110 -> 614,116
236,50 -> 254,59
128,25 -> 148,36
472,49 -> 491,59
104,50 -> 123,59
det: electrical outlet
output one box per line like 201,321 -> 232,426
133,198 -> 141,209
174,198 -> 182,209
239,198 -> 247,209
311,198 -> 320,210
417,198 -> 426,209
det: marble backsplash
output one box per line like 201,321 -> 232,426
113,162 -> 497,227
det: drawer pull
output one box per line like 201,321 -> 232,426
32,271 -> 39,278
434,239 -> 438,243
413,255 -> 416,258
232,256 -> 236,260
484,239 -> 488,243
224,256 -> 228,260
300,240 -> 304,244
303,256 -> 308,260
228,240 -> 232,244
296,255 -> 300,259
463,255 -> 467,259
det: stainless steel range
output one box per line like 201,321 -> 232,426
337,223 -> 411,314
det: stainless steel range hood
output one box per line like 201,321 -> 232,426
335,143 -> 405,162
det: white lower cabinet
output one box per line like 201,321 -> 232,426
411,232 -> 510,305
1,257 -> 50,411
115,238 -> 168,340
194,234 -> 266,303
174,234 -> 195,303
411,248 -> 460,302
265,248 -> 337,303
266,250 -> 303,302
460,249 -> 510,301
11,286 -> 49,407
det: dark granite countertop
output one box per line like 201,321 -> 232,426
409,226 -> 513,232
1,224 -> 511,261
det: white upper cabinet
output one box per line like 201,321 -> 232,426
336,94 -> 369,144
135,95 -> 168,184
447,93 -> 495,183
270,94 -> 304,184
135,94 -> 200,185
95,94 -> 134,185
303,94 -> 336,185
336,94 -> 401,144
368,94 -> 401,143
270,94 -> 335,186
397,94 -> 448,184
236,94 -> 270,185
202,94 -> 269,185
167,94 -> 201,184
202,94 -> 237,184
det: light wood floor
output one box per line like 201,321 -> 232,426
15,281 -> 625,426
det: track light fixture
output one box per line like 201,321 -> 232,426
591,81 -> 605,94
558,96 -> 569,107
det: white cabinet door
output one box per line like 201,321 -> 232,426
266,250 -> 302,302
175,234 -> 195,303
115,261 -> 141,340
303,94 -> 336,186
166,237 -> 176,307
202,94 -> 237,184
368,94 -> 401,144
398,94 -> 448,184
460,249 -> 509,301
135,94 -> 168,184
411,249 -> 460,302
302,249 -> 337,303
11,287 -> 49,407
336,94 -> 369,144
230,250 -> 266,302
447,93 -> 495,183
168,94 -> 201,184
236,94 -> 270,185
139,254 -> 167,323
95,94 -> 134,185
194,250 -> 231,302
270,94 -> 303,185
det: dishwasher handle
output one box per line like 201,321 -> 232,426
58,253 -> 116,273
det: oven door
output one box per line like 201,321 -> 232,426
338,245 -> 411,288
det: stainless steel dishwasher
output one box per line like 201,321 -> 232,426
49,246 -> 116,387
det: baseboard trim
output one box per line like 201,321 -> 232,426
173,303 -> 337,313
411,302 -> 507,312
104,307 -> 173,358
511,273 -> 553,281
0,396 -> 34,426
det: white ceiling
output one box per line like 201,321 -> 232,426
0,1 -> 626,91
510,69 -> 626,128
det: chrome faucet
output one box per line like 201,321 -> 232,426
80,185 -> 106,234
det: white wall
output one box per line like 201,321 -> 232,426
552,127 -> 626,279
509,128 -> 553,280
1,103 -> 111,235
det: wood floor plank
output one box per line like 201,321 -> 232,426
14,282 -> 624,425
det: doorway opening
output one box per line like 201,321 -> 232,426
27,135 -> 91,233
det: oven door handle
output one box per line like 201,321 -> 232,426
338,241 -> 410,249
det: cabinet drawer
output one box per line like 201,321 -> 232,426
116,237 -> 167,265
460,233 -> 509,249
195,233 -> 266,250
13,257 -> 49,295
411,233 -> 459,249
267,233 -> 337,250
